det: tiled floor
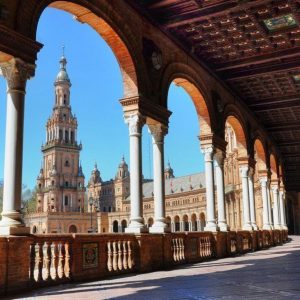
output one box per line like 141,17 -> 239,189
10,236 -> 300,300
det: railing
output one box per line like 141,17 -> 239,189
172,237 -> 185,262
0,229 -> 289,296
106,239 -> 135,272
30,236 -> 72,285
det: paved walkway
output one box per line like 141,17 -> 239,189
11,236 -> 300,300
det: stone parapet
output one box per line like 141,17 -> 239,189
0,230 -> 289,297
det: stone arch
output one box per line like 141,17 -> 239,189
121,219 -> 127,232
161,62 -> 215,136
225,114 -> 248,158
254,138 -> 267,172
112,220 -> 118,233
270,153 -> 279,181
174,215 -> 180,232
147,217 -> 154,228
16,0 -> 146,98
32,225 -> 37,234
69,224 -> 77,233
191,213 -> 198,231
200,212 -> 206,231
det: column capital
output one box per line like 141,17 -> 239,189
201,146 -> 214,162
124,112 -> 146,136
0,58 -> 35,91
239,165 -> 249,177
259,176 -> 268,186
148,123 -> 168,144
199,134 -> 227,152
271,185 -> 279,193
248,167 -> 255,178
214,149 -> 225,167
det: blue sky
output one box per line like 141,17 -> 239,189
0,8 -> 204,189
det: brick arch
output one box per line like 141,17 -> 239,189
254,138 -> 267,171
224,114 -> 248,158
16,0 -> 145,98
270,153 -> 279,181
160,62 -> 215,136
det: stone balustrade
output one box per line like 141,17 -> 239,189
0,230 -> 288,296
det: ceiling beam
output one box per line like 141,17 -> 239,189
223,60 -> 300,80
267,122 -> 300,132
215,48 -> 300,73
248,95 -> 300,111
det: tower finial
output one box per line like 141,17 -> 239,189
62,44 -> 65,56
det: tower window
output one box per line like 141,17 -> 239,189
63,94 -> 67,105
64,196 -> 68,206
65,160 -> 70,167
65,181 -> 69,187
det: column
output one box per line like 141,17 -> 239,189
279,190 -> 288,229
248,168 -> 258,230
267,184 -> 273,229
259,177 -> 271,230
69,127 -> 71,142
124,113 -> 147,233
0,58 -> 34,235
202,146 -> 218,231
75,129 -> 77,143
271,185 -> 280,229
214,151 -> 228,231
63,127 -> 66,140
148,123 -> 169,233
239,166 -> 252,231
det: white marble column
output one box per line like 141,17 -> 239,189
267,184 -> 274,229
248,168 -> 258,230
202,146 -> 218,231
260,177 -> 272,230
214,151 -> 228,231
148,123 -> 169,233
279,190 -> 288,229
239,166 -> 252,231
124,113 -> 147,233
0,58 -> 34,235
271,185 -> 280,229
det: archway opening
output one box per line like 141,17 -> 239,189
121,219 -> 127,232
113,220 -> 118,233
69,225 -> 77,233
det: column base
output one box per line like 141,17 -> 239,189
263,224 -> 272,230
125,219 -> 148,233
204,222 -> 219,232
242,224 -> 253,231
274,224 -> 281,230
281,225 -> 288,230
218,222 -> 229,232
251,224 -> 258,230
149,223 -> 170,233
0,225 -> 30,236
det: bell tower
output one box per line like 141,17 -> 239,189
36,52 -> 85,213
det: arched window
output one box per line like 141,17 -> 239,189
32,226 -> 37,234
65,160 -> 70,167
113,220 -> 118,233
65,181 -> 69,187
64,195 -> 69,206
69,225 -> 77,233
63,94 -> 67,105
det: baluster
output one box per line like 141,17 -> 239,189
29,242 -> 36,282
112,241 -> 118,271
117,241 -> 123,271
58,242 -> 66,279
127,240 -> 134,269
181,238 -> 185,260
180,238 -> 183,260
123,241 -> 128,270
206,237 -> 210,257
64,241 -> 71,279
199,238 -> 203,258
107,241 -> 113,271
174,239 -> 178,261
51,242 -> 59,280
44,241 -> 51,281
172,239 -> 176,261
37,242 -> 44,282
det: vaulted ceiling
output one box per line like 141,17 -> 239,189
127,0 -> 300,191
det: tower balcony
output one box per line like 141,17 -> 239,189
42,139 -> 82,151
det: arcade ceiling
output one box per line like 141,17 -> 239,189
128,0 -> 300,191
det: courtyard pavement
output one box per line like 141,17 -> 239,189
9,235 -> 300,300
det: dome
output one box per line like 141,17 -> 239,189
55,55 -> 71,84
